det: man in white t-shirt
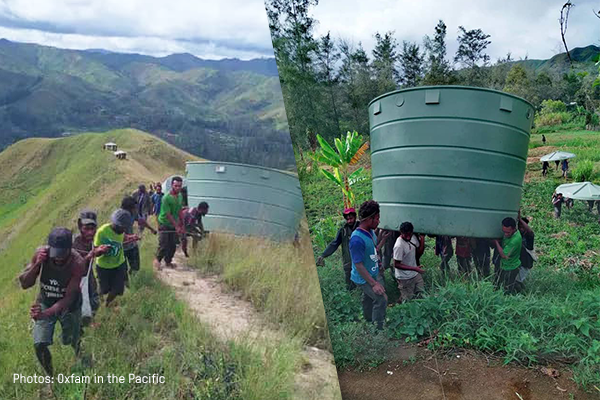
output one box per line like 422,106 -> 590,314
393,221 -> 425,303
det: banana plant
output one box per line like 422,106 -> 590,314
314,131 -> 369,209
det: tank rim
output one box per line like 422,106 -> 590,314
185,161 -> 298,177
368,85 -> 534,109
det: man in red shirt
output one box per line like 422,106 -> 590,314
455,237 -> 472,275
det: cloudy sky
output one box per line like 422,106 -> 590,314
312,0 -> 600,62
0,0 -> 276,59
1,1 -> 598,62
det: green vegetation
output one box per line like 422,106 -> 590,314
299,128 -> 600,390
314,132 -> 368,209
0,40 -> 293,169
0,130 -> 322,399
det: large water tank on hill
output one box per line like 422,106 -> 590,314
368,86 -> 533,238
185,161 -> 304,241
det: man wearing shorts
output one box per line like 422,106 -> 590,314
393,222 -> 425,303
18,227 -> 85,376
94,209 -> 138,306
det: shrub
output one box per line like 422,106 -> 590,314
572,160 -> 595,182
534,112 -> 572,127
540,99 -> 567,113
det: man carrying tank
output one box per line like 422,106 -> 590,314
349,201 -> 388,330
316,208 -> 359,290
154,177 -> 184,270
393,222 -> 425,303
179,201 -> 209,257
132,184 -> 154,235
492,217 -> 523,294
72,209 -> 110,325
552,192 -> 564,219
94,210 -> 139,306
18,228 -> 85,376
151,182 -> 164,224
435,235 -> 453,275
120,196 -> 156,286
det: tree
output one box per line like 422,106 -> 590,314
503,64 -> 531,101
371,31 -> 399,94
338,40 -> 375,135
266,0 -> 322,149
398,41 -> 424,87
454,26 -> 491,86
488,53 -> 512,91
423,20 -> 454,85
315,32 -> 342,139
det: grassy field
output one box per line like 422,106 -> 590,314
0,130 -> 327,399
300,128 -> 600,390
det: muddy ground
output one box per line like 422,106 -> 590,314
338,344 -> 598,400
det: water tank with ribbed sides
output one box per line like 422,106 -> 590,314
185,161 -> 304,240
368,86 -> 533,238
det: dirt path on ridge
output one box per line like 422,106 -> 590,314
156,251 -> 341,400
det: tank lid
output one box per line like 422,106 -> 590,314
368,85 -> 534,109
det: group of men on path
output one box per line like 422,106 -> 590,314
317,200 -> 536,330
18,176 -> 209,378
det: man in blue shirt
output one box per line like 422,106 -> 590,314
151,182 -> 164,223
350,200 -> 388,330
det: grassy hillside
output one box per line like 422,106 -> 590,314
0,39 -> 292,169
301,129 -> 600,390
0,130 -> 309,399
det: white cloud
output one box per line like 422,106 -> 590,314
0,0 -> 276,59
312,0 -> 600,62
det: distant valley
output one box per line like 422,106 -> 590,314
0,39 -> 293,169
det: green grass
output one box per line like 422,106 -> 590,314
301,128 -> 600,389
0,130 -> 317,399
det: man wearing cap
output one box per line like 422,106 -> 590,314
94,209 -> 139,306
120,196 -> 157,286
18,228 -> 85,376
316,208 -> 359,290
72,210 -> 111,324
154,176 -> 184,270
349,200 -> 388,330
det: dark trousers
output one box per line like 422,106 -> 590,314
344,267 -> 356,291
456,256 -> 472,274
124,246 -> 140,282
440,254 -> 452,274
357,275 -> 387,329
157,226 -> 178,264
496,267 -> 523,294
473,252 -> 491,278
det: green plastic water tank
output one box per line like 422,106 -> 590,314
185,161 -> 304,241
368,86 -> 533,238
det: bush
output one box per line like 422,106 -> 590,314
572,160 -> 595,182
534,111 -> 572,127
540,99 -> 567,113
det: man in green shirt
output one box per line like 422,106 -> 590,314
154,176 -> 184,270
94,209 -> 139,306
492,217 -> 523,294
